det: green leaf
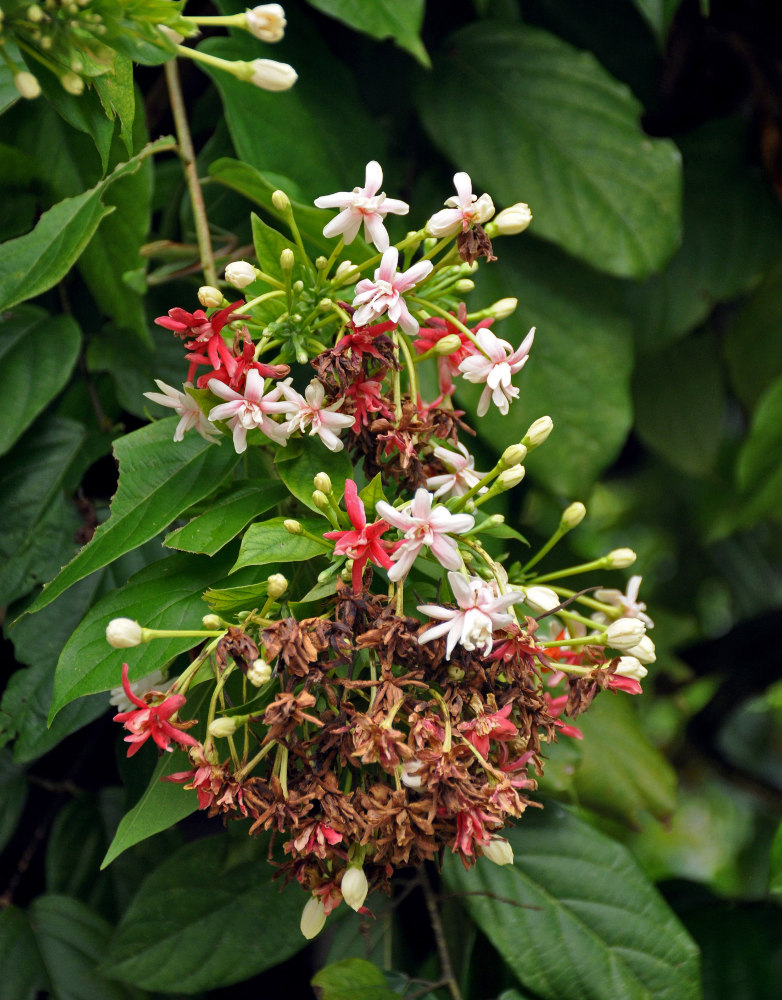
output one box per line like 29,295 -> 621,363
0,752 -> 27,854
572,694 -> 677,827
358,473 -> 388,515
0,135 -> 173,315
0,306 -> 81,457
251,211 -> 298,279
631,0 -> 684,45
276,433 -> 352,511
442,801 -> 701,1000
633,330 -> 726,476
103,836 -> 308,992
25,418 -> 239,617
311,958 -> 399,1000
202,578 -> 274,616
304,0 -> 429,66
50,550 -> 235,720
0,895 -> 137,1000
724,261 -> 782,410
92,55 -> 136,157
736,374 -> 782,523
771,819 -> 782,901
418,23 -> 682,278
164,480 -> 287,555
232,516 -> 331,572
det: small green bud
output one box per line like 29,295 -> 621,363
61,71 -> 84,95
318,297 -> 333,311
284,519 -> 302,534
280,248 -> 295,270
447,664 -> 465,682
500,443 -> 527,467
313,489 -> 329,509
454,278 -> 475,292
489,297 -> 518,319
201,614 -> 222,629
434,334 -> 463,355
314,472 -> 332,493
315,256 -> 328,270
267,573 -> 288,599
560,502 -> 586,530
606,548 -> 636,569
272,189 -> 291,212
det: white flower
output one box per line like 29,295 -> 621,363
482,836 -> 515,866
352,247 -> 433,335
427,172 -> 495,238
594,576 -> 654,628
207,369 -> 293,453
143,380 -> 220,443
224,260 -> 257,289
249,57 -> 297,91
418,571 -> 523,659
245,4 -> 286,42
458,327 -> 535,417
626,635 -> 656,664
300,896 -> 326,939
109,670 -> 164,713
605,617 -> 647,652
278,379 -> 354,452
247,658 -> 272,686
375,490 -> 474,582
314,161 -> 409,251
105,618 -> 144,649
341,866 -> 368,911
425,443 -> 487,500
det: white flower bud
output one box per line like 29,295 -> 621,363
614,656 -> 647,680
313,489 -> 329,509
106,618 -> 144,648
521,586 -> 560,615
266,573 -> 288,599
497,465 -> 526,490
454,278 -> 475,292
158,23 -> 184,44
341,866 -> 368,911
501,443 -> 527,467
626,635 -> 656,664
560,502 -> 586,530
433,333 -> 463,355
279,248 -> 295,271
248,57 -> 297,92
483,836 -> 514,866
493,203 -> 533,235
61,72 -> 84,95
313,472 -> 332,494
489,297 -> 518,320
247,658 -> 272,686
401,760 -> 424,789
208,716 -> 238,738
27,4 -> 44,22
300,896 -> 326,940
523,416 -> 554,448
198,285 -> 223,309
245,4 -> 286,42
606,548 -> 637,569
284,519 -> 302,534
202,614 -> 222,629
334,260 -> 358,285
271,189 -> 291,212
605,617 -> 647,652
224,260 -> 257,289
14,72 -> 41,99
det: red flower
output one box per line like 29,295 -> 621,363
342,378 -> 390,430
198,337 -> 290,392
156,301 -> 248,384
607,674 -> 643,695
333,318 -> 396,361
113,663 -> 199,757
324,479 -> 394,592
459,703 -> 518,759
454,805 -> 496,857
545,693 -> 583,741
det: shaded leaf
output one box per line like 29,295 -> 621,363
0,752 -> 27,854
736,374 -> 782,523
311,957 -> 398,1000
305,0 -> 429,66
276,433 -> 352,511
723,260 -> 782,410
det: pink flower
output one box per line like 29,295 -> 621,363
143,380 -> 220,444
414,303 -> 487,395
323,479 -> 394,592
425,443 -> 487,500
156,301 -> 247,384
352,247 -> 433,336
207,369 -> 293,453
454,805 -> 497,857
459,703 -> 518,759
427,172 -> 494,239
458,326 -> 535,417
545,693 -> 583,741
314,161 -> 409,251
417,571 -> 523,658
375,490 -> 474,582
113,663 -> 199,757
343,378 -> 391,430
594,576 -> 654,628
278,379 -> 354,452
289,820 -> 343,859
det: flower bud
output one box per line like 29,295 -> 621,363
312,489 -> 329,509
433,333 -> 463,355
224,260 -> 257,289
483,836 -> 515,866
313,472 -> 332,494
334,260 -> 357,285
318,297 -> 333,310
300,896 -> 326,940
614,656 -> 648,680
454,278 -> 475,292
605,617 -> 647,652
245,3 -> 286,43
247,658 -> 272,686
267,573 -> 288,599
447,664 -> 465,682
500,443 -> 527,467
201,614 -> 222,629
560,502 -> 586,530
401,760 -> 424,789
14,71 -> 41,99
272,189 -> 291,212
61,72 -> 84,95
341,866 -> 368,912
208,716 -> 238,738
606,548 -> 637,569
248,57 -> 297,92
280,248 -> 295,270
283,519 -> 302,534
497,465 -> 526,490
493,203 -> 533,235
521,586 -> 560,615
106,618 -> 144,649
522,416 -> 553,448
27,4 -> 44,22
158,23 -> 184,44
489,297 -> 518,320
198,285 -> 223,309
627,635 -> 656,664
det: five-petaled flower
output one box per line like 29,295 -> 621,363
352,247 -> 433,336
279,379 -> 355,452
458,326 -> 535,416
324,479 -> 394,592
375,490 -> 474,581
425,443 -> 487,500
594,575 -> 654,628
156,301 -> 247,385
427,172 -> 495,239
315,161 -> 409,251
143,380 -> 220,443
208,369 -> 292,453
113,663 -> 199,757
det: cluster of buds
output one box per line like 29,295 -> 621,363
113,162 -> 654,937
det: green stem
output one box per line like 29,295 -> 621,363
532,556 -> 611,584
397,331 -> 419,404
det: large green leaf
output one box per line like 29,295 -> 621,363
418,23 -> 682,278
164,480 -> 287,555
723,261 -> 782,411
0,135 -> 172,315
736,374 -> 782,524
275,433 -> 352,511
232,515 -> 332,571
311,958 -> 399,1000
92,55 -> 137,157
103,836 -> 308,992
50,550 -> 234,719
0,307 -> 81,457
305,0 -> 429,66
442,802 -> 701,1000
25,417 -> 239,617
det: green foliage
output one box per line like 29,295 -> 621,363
164,480 -> 288,554
304,0 -> 429,66
311,958 -> 400,1000
232,515 -> 332,571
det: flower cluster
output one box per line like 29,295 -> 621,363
118,162 -> 655,938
